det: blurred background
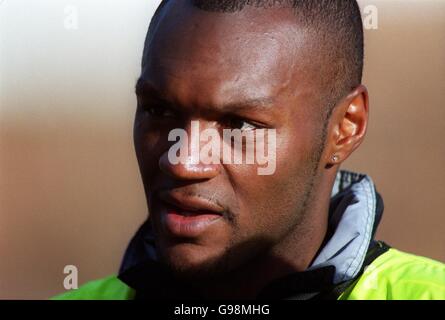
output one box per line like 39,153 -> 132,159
0,0 -> 444,299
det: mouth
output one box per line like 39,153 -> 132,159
156,191 -> 226,238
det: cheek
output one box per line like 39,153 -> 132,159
225,130 -> 318,234
133,121 -> 168,181
134,112 -> 185,162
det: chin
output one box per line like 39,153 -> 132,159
160,242 -> 231,280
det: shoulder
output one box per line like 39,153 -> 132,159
341,248 -> 445,300
51,275 -> 135,300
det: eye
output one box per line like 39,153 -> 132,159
143,104 -> 176,118
223,116 -> 258,131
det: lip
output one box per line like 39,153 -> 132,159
157,191 -> 225,238
158,190 -> 225,215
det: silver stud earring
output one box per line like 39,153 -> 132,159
332,155 -> 339,163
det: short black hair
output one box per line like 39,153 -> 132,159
145,0 -> 364,121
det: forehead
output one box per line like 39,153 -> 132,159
142,2 -> 313,109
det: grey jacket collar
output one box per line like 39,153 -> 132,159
308,170 -> 383,284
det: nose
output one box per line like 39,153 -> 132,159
159,120 -> 221,180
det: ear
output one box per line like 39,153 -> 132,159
324,85 -> 369,169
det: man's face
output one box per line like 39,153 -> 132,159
134,3 -> 328,278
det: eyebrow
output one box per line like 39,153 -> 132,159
221,97 -> 276,113
135,78 -> 275,113
135,78 -> 162,98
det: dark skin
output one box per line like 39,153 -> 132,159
134,2 -> 369,299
